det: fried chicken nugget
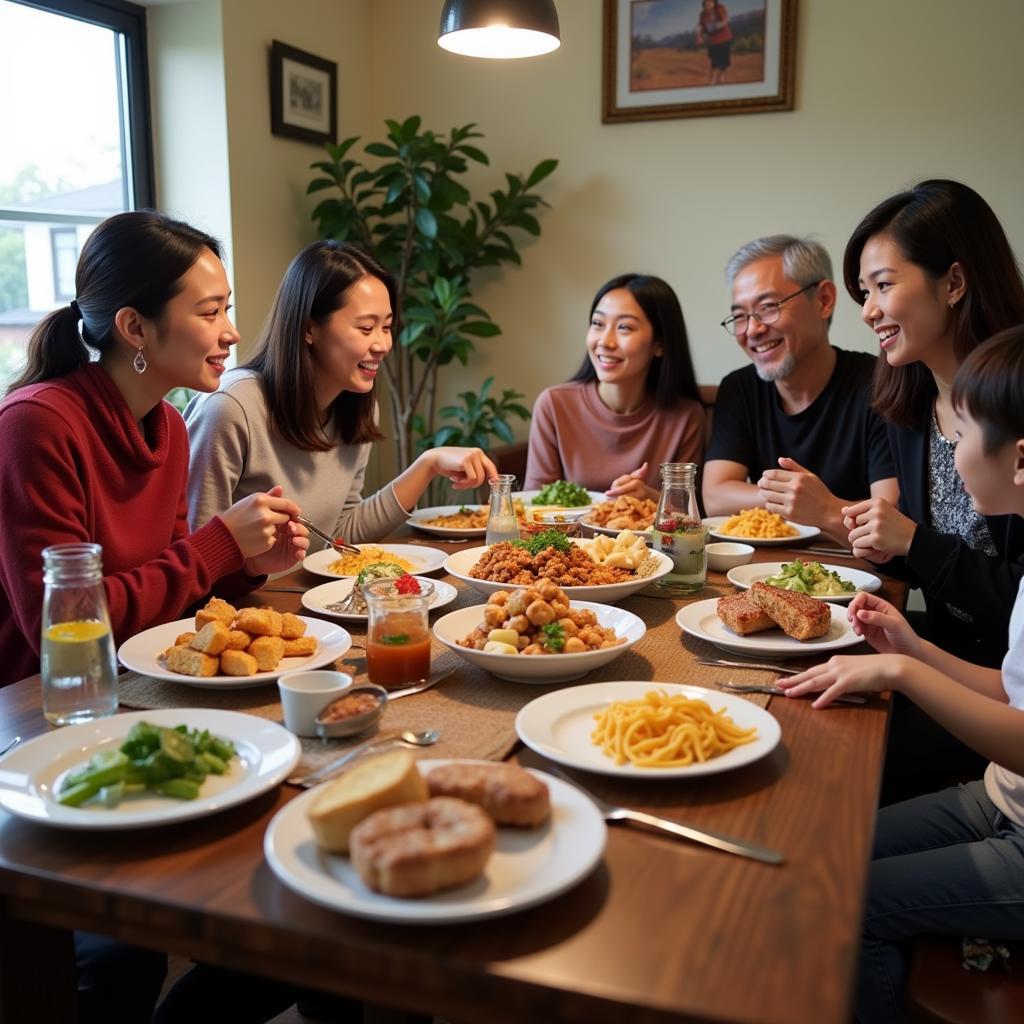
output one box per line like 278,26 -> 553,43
219,649 -> 258,676
233,607 -> 283,637
282,636 -> 317,657
226,629 -> 252,651
174,631 -> 196,647
280,613 -> 306,640
195,597 -> 237,630
247,635 -> 286,671
165,646 -> 219,677
190,621 -> 231,656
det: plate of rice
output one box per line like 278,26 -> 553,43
302,543 -> 447,579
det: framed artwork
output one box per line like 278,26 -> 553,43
269,40 -> 337,145
602,0 -> 797,123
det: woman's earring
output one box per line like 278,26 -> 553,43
133,347 -> 147,374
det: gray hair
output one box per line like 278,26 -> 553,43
725,234 -> 833,289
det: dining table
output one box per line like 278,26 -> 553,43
0,532 -> 906,1024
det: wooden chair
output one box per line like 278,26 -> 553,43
907,937 -> 1024,1024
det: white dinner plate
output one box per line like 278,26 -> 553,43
303,543 -> 448,579
433,601 -> 646,683
302,576 -> 459,623
580,519 -> 654,543
702,516 -> 821,546
407,505 -> 488,537
675,598 -> 863,657
515,681 -> 781,778
0,709 -> 300,830
263,758 -> 606,924
444,543 -> 673,605
726,562 -> 882,603
117,616 -> 351,689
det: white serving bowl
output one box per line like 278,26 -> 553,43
432,601 -> 646,684
706,542 -> 755,573
443,543 -> 673,604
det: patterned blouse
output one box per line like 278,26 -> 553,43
928,410 -> 996,620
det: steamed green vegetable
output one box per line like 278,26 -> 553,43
762,560 -> 856,596
58,721 -> 236,808
532,480 -> 591,507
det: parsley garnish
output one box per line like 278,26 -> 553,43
377,633 -> 410,645
541,622 -> 566,652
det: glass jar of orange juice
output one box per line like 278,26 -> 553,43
362,577 -> 434,688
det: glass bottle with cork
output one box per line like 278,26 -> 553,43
485,473 -> 519,546
653,462 -> 706,594
40,543 -> 119,725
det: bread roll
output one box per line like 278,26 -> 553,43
307,749 -> 429,853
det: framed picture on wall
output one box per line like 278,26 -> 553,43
602,0 -> 797,123
270,40 -> 337,145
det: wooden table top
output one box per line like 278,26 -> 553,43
0,541 -> 904,1024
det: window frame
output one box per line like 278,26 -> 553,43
49,226 -> 78,300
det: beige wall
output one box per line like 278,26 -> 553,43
366,0 -> 1024,419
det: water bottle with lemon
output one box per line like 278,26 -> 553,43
40,543 -> 118,726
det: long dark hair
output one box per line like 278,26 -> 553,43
243,241 -> 394,451
843,179 -> 1024,429
7,210 -> 222,395
570,273 -> 700,409
952,326 -> 1024,454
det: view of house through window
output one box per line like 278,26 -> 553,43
0,0 -> 150,390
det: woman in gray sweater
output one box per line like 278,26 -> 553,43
185,241 -> 495,547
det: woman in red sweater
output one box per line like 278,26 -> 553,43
0,210 -> 308,686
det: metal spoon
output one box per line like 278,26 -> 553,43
287,729 -> 441,788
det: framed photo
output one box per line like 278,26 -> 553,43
602,0 -> 797,123
269,41 -> 337,145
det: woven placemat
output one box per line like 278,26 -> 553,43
117,576 -> 770,776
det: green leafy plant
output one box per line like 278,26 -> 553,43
306,117 -> 556,472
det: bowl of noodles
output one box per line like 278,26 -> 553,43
302,544 -> 447,580
515,681 -> 781,777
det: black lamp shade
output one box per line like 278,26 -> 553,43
438,0 -> 560,58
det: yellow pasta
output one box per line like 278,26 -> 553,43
718,508 -> 798,539
327,547 -> 415,576
591,690 -> 758,768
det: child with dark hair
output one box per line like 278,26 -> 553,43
185,240 -> 495,547
781,326 -> 1024,1023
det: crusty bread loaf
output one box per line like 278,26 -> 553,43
749,582 -> 830,640
426,763 -> 550,827
307,749 -> 429,854
350,797 -> 495,897
717,591 -> 775,636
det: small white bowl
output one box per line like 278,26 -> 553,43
433,601 -> 646,684
706,542 -> 755,573
277,670 -> 353,737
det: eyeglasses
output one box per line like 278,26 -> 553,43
720,281 -> 822,336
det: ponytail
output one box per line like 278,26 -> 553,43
6,304 -> 92,395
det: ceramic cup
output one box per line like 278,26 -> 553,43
276,669 -> 353,737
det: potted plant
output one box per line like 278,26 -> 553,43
306,117 -> 556,497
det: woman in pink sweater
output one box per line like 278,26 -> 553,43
0,211 -> 308,686
524,273 -> 705,502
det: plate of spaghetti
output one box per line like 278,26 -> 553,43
515,681 -> 780,778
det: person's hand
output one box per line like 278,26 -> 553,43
843,497 -> 916,561
424,447 -> 498,490
756,457 -> 837,528
846,592 -> 921,657
775,653 -> 910,708
606,462 -> 658,501
220,486 -> 307,568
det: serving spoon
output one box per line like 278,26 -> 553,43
287,729 -> 441,788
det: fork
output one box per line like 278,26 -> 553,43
295,515 -> 361,556
544,766 -> 784,865
697,657 -> 802,675
719,680 -> 867,705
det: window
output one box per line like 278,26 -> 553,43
0,0 -> 153,388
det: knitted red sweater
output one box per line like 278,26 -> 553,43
0,363 -> 245,685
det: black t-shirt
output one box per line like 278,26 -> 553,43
705,347 -> 895,500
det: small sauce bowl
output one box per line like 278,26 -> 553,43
706,542 -> 755,572
314,684 -> 388,739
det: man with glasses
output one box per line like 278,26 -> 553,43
703,235 -> 898,541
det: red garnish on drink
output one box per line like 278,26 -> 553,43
395,573 -> 421,595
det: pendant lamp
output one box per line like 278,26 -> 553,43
438,0 -> 560,59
